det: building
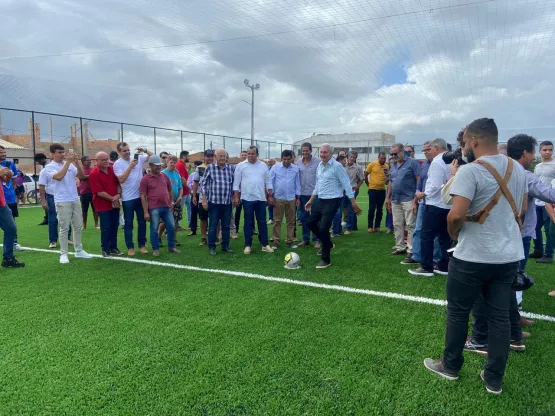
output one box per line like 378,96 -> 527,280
293,132 -> 396,164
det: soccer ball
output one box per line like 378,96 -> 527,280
284,252 -> 301,269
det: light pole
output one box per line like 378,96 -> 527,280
244,79 -> 260,145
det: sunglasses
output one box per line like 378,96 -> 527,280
390,152 -> 398,157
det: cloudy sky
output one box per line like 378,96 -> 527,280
1,0 -> 554,155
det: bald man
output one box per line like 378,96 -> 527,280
90,152 -> 123,257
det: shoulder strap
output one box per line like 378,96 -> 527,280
472,158 -> 523,230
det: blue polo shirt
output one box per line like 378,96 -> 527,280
389,157 -> 421,203
0,160 -> 17,204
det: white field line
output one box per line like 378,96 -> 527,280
9,245 -> 555,323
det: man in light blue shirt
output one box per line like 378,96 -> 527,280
270,150 -> 301,249
305,144 -> 362,269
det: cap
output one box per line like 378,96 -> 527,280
149,155 -> 162,166
204,149 -> 214,156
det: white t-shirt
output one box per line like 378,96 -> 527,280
113,154 -> 148,202
232,160 -> 272,201
43,161 -> 79,203
38,168 -> 56,195
451,155 -> 528,264
534,159 -> 555,206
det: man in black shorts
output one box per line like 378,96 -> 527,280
79,156 -> 99,230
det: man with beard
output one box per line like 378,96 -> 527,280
79,156 -> 99,230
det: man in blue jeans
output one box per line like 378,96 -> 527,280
39,162 -> 71,248
233,145 -> 275,254
200,148 -> 235,256
297,142 -> 321,248
344,151 -> 365,234
0,167 -> 24,268
114,142 -> 153,256
140,155 -> 180,257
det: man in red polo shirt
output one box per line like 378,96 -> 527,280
176,150 -> 191,231
90,152 -> 123,257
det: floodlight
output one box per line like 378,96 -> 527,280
255,84 -> 260,90
244,79 -> 249,86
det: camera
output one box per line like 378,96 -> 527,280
134,153 -> 140,161
512,270 -> 535,291
442,147 -> 466,166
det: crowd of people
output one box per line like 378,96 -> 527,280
0,117 -> 554,394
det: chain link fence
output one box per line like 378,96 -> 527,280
0,107 -> 293,205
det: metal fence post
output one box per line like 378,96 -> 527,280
240,138 -> 242,154
31,111 -> 37,202
79,117 -> 85,155
180,131 -> 183,152
280,143 -> 283,155
223,136 -> 226,150
153,127 -> 157,154
203,133 -> 206,151
120,123 -> 124,142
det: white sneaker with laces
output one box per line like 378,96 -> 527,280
244,246 -> 252,254
60,254 -> 69,264
262,245 -> 274,253
13,243 -> 24,251
75,250 -> 93,259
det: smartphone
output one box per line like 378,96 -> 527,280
134,153 -> 139,161
383,169 -> 388,175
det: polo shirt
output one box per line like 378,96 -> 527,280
232,160 -> 273,201
113,154 -> 148,202
365,161 -> 390,191
346,163 -> 365,188
89,166 -> 119,212
38,169 -> 56,195
139,173 -> 172,209
176,160 -> 190,196
389,157 -> 421,203
43,161 -> 79,203
297,156 -> 320,196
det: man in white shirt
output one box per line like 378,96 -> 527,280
530,140 -> 555,263
424,118 -> 527,395
233,145 -> 274,254
42,143 -> 92,264
113,142 -> 153,257
409,138 -> 452,277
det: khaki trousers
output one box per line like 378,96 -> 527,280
392,201 -> 416,252
272,199 -> 296,244
56,200 -> 83,255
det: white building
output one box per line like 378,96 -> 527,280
292,132 -> 396,164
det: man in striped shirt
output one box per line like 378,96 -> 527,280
200,148 -> 235,256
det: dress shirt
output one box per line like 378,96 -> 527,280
233,160 -> 272,201
522,171 -> 555,238
425,152 -> 451,209
297,156 -> 320,196
416,160 -> 431,205
271,163 -> 301,201
346,163 -> 365,188
200,163 -> 234,204
389,157 -> 421,203
313,157 -> 354,199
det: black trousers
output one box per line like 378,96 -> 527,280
368,189 -> 386,229
190,196 -> 199,232
471,290 -> 522,344
421,205 -> 451,272
307,198 -> 342,263
443,257 -> 518,389
99,209 -> 120,252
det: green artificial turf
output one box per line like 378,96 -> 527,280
1,192 -> 554,415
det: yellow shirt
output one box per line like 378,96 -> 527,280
365,161 -> 390,190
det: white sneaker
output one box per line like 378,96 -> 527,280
244,246 -> 252,254
75,250 -> 93,259
267,220 -> 274,225
262,245 -> 274,253
13,243 -> 24,251
60,254 -> 69,264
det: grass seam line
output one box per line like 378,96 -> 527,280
8,245 -> 555,323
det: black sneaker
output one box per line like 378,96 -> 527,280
536,256 -> 553,264
529,251 -> 543,259
480,370 -> 502,395
110,249 -> 124,256
37,220 -> 48,226
408,267 -> 434,277
510,340 -> 526,352
423,358 -> 459,381
390,249 -> 407,256
317,244 -> 335,256
102,251 -> 111,258
464,338 -> 488,356
401,257 -> 419,265
316,260 -> 331,269
209,248 -> 217,256
1,257 -> 25,268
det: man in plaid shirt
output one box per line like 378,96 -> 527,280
200,148 -> 235,256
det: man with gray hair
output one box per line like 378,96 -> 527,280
386,143 -> 421,255
409,138 -> 452,277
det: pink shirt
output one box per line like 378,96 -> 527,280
139,173 -> 172,209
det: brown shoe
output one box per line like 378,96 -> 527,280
199,238 -> 207,246
313,242 -> 321,249
549,291 -> 555,297
169,248 -> 180,254
374,228 -> 381,233
520,316 -> 535,327
127,248 -> 135,257
522,331 -> 531,339
139,247 -> 148,254
231,232 -> 239,240
188,231 -> 197,237
152,250 -> 160,257
368,228 -> 374,233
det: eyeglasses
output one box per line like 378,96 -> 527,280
390,152 -> 398,157
422,149 -> 431,153
161,156 -> 168,160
